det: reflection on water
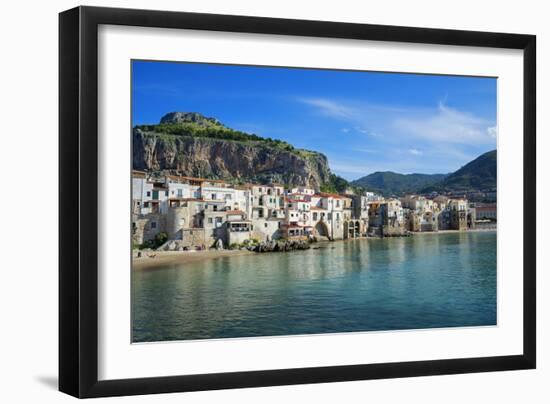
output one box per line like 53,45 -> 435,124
132,231 -> 496,342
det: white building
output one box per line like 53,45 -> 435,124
287,186 -> 315,196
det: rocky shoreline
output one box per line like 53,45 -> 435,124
246,239 -> 311,253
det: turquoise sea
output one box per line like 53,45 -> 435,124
132,231 -> 497,342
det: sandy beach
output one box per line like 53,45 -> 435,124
132,249 -> 255,270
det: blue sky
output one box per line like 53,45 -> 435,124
132,60 -> 497,181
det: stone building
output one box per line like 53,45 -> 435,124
309,193 -> 345,240
449,199 -> 468,231
368,199 -> 406,236
132,172 -> 387,250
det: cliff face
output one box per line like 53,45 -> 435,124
132,128 -> 332,190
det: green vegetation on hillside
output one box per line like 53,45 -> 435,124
351,172 -> 448,195
134,112 -> 339,189
135,121 -> 318,157
421,150 -> 496,192
351,150 -> 497,195
320,174 -> 350,193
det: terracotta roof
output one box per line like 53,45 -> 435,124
285,197 -> 309,203
314,192 -> 344,199
476,205 -> 496,211
168,197 -> 203,202
132,170 -> 147,179
165,175 -> 226,184
226,210 -> 245,215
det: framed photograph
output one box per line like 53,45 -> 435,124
59,6 -> 536,398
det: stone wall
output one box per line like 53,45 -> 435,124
228,230 -> 252,246
180,228 -> 207,249
132,213 -> 166,245
251,219 -> 281,241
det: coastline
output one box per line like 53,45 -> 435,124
410,228 -> 496,236
132,228 -> 496,270
132,249 -> 255,270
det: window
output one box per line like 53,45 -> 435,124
313,212 -> 318,221
146,191 -> 151,197
264,223 -> 268,228
177,189 -> 183,197
336,200 -> 340,207
208,218 -> 213,224
211,193 -> 216,200
151,221 -> 157,229
328,213 -> 332,220
137,201 -> 140,206
225,193 -> 232,200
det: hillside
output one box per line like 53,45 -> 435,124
351,172 -> 448,195
432,150 -> 497,191
133,112 -> 347,191
351,150 -> 496,195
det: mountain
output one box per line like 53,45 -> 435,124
351,172 -> 448,195
351,150 -> 497,195
133,112 -> 337,190
426,150 -> 497,192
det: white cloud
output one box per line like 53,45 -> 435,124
341,128 -> 350,133
298,97 -> 355,119
393,103 -> 495,145
355,126 -> 380,136
299,97 -> 495,146
298,96 -> 496,176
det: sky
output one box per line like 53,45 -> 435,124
132,60 -> 497,181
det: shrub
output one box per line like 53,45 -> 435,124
140,232 -> 168,250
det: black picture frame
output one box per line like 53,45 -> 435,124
59,5 -> 536,398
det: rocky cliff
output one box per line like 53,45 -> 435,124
132,112 -> 333,190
